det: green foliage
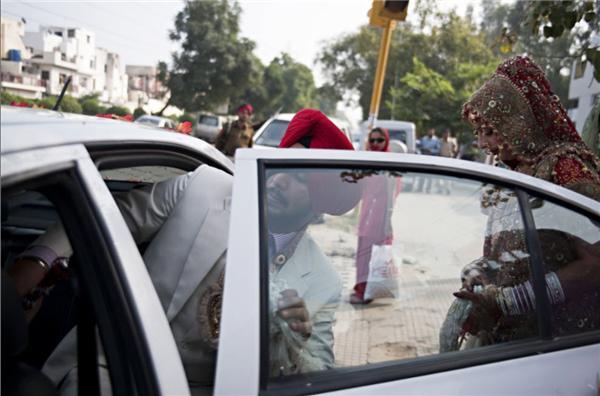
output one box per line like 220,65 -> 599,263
482,0 -> 599,86
36,97 -> 56,109
57,95 -> 82,113
318,12 -> 496,140
178,113 -> 195,124
230,52 -> 318,120
79,93 -> 107,115
316,83 -> 342,116
133,107 -> 147,119
1,90 -> 34,106
160,0 -> 256,112
105,105 -> 131,116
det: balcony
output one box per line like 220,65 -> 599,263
0,72 -> 46,87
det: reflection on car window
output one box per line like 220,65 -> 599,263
529,198 -> 600,337
255,120 -> 290,147
262,167 -> 595,379
2,187 -> 113,393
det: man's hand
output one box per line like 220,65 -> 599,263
278,289 -> 312,338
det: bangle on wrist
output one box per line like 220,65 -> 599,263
15,245 -> 59,272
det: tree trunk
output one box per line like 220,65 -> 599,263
154,97 -> 172,116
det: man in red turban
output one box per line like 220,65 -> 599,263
267,109 -> 362,375
215,103 -> 255,157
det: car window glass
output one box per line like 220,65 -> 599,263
388,129 -> 407,144
101,166 -> 187,183
255,120 -> 290,147
262,167 -> 549,379
137,117 -> 160,126
1,187 -> 113,394
200,115 -> 219,126
529,198 -> 600,337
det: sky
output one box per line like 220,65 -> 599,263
1,0 -> 481,121
0,0 -> 481,84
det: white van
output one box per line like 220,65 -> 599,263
359,119 -> 417,153
193,113 -> 231,143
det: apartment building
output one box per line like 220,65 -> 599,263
567,57 -> 600,133
0,16 -> 45,98
1,17 -> 128,103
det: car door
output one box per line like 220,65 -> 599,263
216,149 -> 600,395
1,144 -> 189,395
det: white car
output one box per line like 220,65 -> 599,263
253,113 -> 354,149
2,106 -> 599,396
359,119 -> 417,153
134,114 -> 178,130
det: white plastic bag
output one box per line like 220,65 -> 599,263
364,244 -> 399,300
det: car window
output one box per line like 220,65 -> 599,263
528,197 -> 600,337
1,177 -> 129,394
388,129 -> 407,144
255,119 -> 290,147
102,166 -> 187,183
137,117 -> 160,126
260,166 -> 600,382
199,115 -> 219,127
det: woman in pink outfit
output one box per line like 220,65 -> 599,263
351,127 -> 401,304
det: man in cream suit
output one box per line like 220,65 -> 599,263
16,109 -> 360,393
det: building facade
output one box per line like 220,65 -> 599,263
1,17 -> 128,104
567,58 -> 600,133
1,16 -> 45,99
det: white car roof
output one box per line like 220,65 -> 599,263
1,106 -> 233,172
135,115 -> 171,122
361,119 -> 416,129
269,113 -> 296,122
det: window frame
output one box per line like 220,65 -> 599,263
1,144 -> 190,396
254,158 -> 600,396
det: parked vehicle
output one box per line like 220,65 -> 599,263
134,114 -> 177,130
2,106 -> 599,396
359,119 -> 417,153
253,113 -> 354,149
194,113 -> 230,143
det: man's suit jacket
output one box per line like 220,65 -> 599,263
269,232 -> 342,376
43,165 -> 232,392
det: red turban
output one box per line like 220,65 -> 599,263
279,109 -> 354,150
236,104 -> 253,115
278,109 -> 360,215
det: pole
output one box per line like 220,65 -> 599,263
367,18 -> 395,131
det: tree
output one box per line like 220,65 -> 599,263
78,93 -> 106,115
275,53 -> 317,113
527,0 -> 599,81
158,0 -> 256,114
133,107 -> 147,119
316,83 -> 342,116
105,105 -> 131,116
480,0 -> 575,102
229,52 -> 318,120
317,12 -> 496,140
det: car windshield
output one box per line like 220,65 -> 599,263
254,119 -> 290,147
199,115 -> 218,126
388,129 -> 407,144
136,117 -> 160,126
